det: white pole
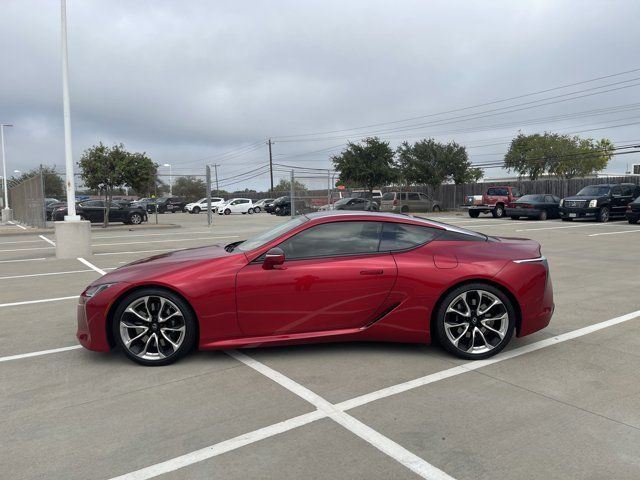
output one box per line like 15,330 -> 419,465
169,164 -> 172,194
61,0 -> 79,221
1,124 -> 10,211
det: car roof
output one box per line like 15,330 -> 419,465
304,211 -> 487,239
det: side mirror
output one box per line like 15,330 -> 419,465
263,247 -> 285,270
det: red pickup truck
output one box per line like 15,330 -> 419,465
465,186 -> 522,218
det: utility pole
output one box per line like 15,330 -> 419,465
206,165 -> 212,226
290,170 -> 295,219
1,124 -> 13,222
212,163 -> 219,194
268,139 -> 274,193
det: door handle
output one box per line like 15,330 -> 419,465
360,269 -> 383,275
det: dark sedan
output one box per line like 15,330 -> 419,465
53,200 -> 147,224
506,194 -> 561,220
334,197 -> 379,211
626,196 -> 640,224
265,196 -> 288,214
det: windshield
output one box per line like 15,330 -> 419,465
335,197 -> 351,205
517,195 -> 544,202
576,186 -> 610,196
381,192 -> 395,200
233,216 -> 309,252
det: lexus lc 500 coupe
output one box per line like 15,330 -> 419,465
77,212 -> 554,366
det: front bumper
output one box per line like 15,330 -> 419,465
559,207 -> 598,219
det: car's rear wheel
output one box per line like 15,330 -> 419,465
400,205 -> 409,213
435,283 -> 515,360
113,289 -> 197,366
432,205 -> 441,212
538,210 -> 548,221
629,218 -> 638,224
562,217 -> 573,222
468,210 -> 480,218
510,216 -> 519,220
129,212 -> 143,225
597,206 -> 610,223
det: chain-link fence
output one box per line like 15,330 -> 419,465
9,173 -> 46,227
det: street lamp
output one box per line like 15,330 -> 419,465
163,163 -> 172,195
1,123 -> 13,222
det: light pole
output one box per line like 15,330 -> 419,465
163,163 -> 172,195
54,0 -> 91,258
1,123 -> 13,222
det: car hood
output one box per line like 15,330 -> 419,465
97,244 -> 235,283
563,195 -> 604,202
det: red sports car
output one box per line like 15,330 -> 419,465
77,212 -> 554,366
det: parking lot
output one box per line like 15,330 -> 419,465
1,211 -> 640,480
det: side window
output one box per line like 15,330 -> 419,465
621,185 -> 634,196
553,196 -> 561,203
611,186 -> 622,196
511,188 -> 521,197
83,200 -> 103,208
278,221 -> 382,260
379,223 -> 439,251
545,195 -> 555,203
407,193 -> 420,201
419,193 -> 430,201
487,188 -> 497,195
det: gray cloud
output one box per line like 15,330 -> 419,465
1,0 -> 640,190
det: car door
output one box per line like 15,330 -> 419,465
418,193 -> 432,211
108,202 -> 126,222
236,221 -> 398,336
81,200 -> 104,222
610,185 -> 625,215
617,185 -> 635,215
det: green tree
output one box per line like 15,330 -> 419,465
396,139 -> 482,188
78,143 -> 157,227
11,166 -> 65,198
332,137 -> 397,193
172,176 -> 206,201
273,178 -> 308,193
504,133 -> 613,180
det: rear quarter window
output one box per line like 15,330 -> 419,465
379,223 -> 439,251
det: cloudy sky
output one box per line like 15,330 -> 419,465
2,0 -> 640,191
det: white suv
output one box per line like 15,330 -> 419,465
217,198 -> 254,215
185,197 -> 225,214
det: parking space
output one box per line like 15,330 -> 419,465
1,211 -> 639,479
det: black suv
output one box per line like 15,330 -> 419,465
560,183 -> 640,222
146,197 -> 186,213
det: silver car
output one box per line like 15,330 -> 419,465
380,192 -> 441,213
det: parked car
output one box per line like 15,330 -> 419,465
44,197 -> 59,206
506,194 -> 561,220
265,196 -> 288,214
380,192 -> 441,213
76,211 -> 554,366
185,197 -> 225,214
465,186 -> 522,218
146,197 -> 186,214
53,200 -> 147,224
334,197 -> 379,211
626,196 -> 640,224
251,198 -> 275,213
217,198 -> 254,215
351,189 -> 383,206
559,183 -> 640,222
46,201 -> 66,220
274,198 -> 315,216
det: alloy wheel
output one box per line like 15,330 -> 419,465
443,289 -> 510,355
119,296 -> 186,361
130,213 -> 142,224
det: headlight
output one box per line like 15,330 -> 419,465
589,199 -> 598,208
83,282 -> 118,298
559,199 -> 564,207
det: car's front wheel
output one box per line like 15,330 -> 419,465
597,206 -> 610,223
112,289 -> 197,366
492,204 -> 505,218
128,212 -> 143,225
435,283 -> 515,360
193,207 -> 201,214
224,208 -> 231,215
247,208 -> 254,214
254,206 -> 261,213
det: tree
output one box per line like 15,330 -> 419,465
504,133 -> 613,180
11,166 -> 65,198
172,176 -> 206,201
396,139 -> 482,188
78,143 -> 156,227
273,178 -> 308,193
332,137 -> 397,193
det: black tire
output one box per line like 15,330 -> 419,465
224,208 -> 231,215
193,207 -> 201,214
247,208 -> 254,214
597,206 -> 610,223
629,218 -> 639,224
468,210 -> 480,218
435,283 -> 516,360
538,210 -> 548,221
112,288 -> 197,366
254,206 -> 261,213
492,204 -> 505,218
562,218 -> 573,222
510,216 -> 519,220
432,205 -> 441,212
400,205 -> 409,213
128,212 -> 143,225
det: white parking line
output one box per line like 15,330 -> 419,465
39,235 -> 56,246
516,223 -> 625,232
0,345 -> 82,363
7,221 -> 27,230
103,307 -> 640,479
451,221 -> 530,228
0,245 -> 54,253
588,229 -> 640,237
0,296 -> 77,308
0,268 -> 114,281
228,350 -> 456,480
0,238 -> 47,245
0,257 -> 46,264
91,236 -> 237,247
77,257 -> 107,275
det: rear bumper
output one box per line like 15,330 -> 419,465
506,208 -> 542,217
